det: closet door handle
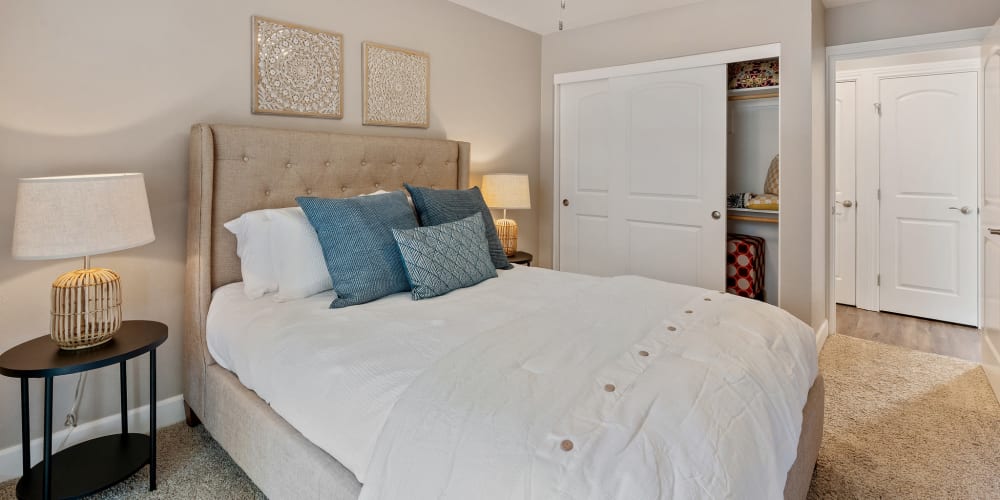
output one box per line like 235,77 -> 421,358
711,211 -> 721,220
948,206 -> 971,215
989,228 -> 1000,236
562,199 -> 570,207
836,200 -> 853,208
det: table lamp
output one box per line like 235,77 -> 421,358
481,174 -> 531,256
12,173 -> 155,350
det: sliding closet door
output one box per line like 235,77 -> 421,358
607,65 -> 728,288
559,79 -> 614,275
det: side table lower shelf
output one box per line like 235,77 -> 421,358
16,434 -> 151,500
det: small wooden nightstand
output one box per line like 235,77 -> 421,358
0,321 -> 167,500
508,251 -> 533,266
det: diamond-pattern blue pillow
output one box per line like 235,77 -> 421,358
297,191 -> 417,308
404,184 -> 512,269
392,214 -> 498,300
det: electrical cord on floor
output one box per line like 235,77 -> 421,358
56,372 -> 87,452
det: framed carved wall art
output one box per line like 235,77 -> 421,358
252,16 -> 344,119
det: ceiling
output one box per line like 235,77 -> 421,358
822,0 -> 877,7
448,0 -> 706,35
449,0 -> 878,35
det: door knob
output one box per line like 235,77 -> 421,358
562,199 -> 570,207
836,200 -> 853,208
711,211 -> 722,220
948,206 -> 971,214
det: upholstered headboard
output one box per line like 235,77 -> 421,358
184,123 -> 470,417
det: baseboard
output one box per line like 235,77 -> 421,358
983,333 -> 1000,404
815,319 -> 829,353
0,394 -> 184,483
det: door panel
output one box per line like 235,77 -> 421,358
559,79 -> 612,275
878,72 -> 978,325
627,221 -> 701,284
609,65 -> 727,289
835,81 -> 858,305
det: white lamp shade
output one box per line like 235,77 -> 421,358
481,174 -> 531,210
12,173 -> 155,260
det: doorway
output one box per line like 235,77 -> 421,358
830,43 -> 983,327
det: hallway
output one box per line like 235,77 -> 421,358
836,305 -> 982,362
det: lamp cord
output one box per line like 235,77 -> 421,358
57,373 -> 87,451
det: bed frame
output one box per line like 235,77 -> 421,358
183,123 -> 823,499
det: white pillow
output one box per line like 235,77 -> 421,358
267,207 -> 335,302
225,190 -> 392,301
224,211 -> 278,299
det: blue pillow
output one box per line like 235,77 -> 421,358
297,191 -> 417,308
404,184 -> 512,270
392,214 -> 498,300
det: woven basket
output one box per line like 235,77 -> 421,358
51,268 -> 122,350
495,218 -> 518,256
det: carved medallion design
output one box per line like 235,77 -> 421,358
363,42 -> 429,128
253,17 -> 343,119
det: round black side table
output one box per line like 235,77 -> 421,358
508,251 -> 533,266
0,320 -> 167,500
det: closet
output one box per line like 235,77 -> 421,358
725,59 -> 780,306
556,50 -> 780,305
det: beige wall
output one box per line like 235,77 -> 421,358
812,0 -> 828,330
0,0 -> 540,450
539,0 -> 827,328
826,0 -> 1000,46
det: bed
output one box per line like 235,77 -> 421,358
184,123 -> 824,499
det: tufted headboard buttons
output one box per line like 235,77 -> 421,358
189,123 -> 470,291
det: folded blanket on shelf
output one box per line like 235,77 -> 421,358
748,193 -> 779,211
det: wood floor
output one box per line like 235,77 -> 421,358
836,305 -> 982,362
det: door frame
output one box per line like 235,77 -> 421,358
826,26 -> 992,333
551,42 -> 780,274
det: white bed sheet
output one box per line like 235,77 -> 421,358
208,266 -> 590,481
207,266 -> 817,496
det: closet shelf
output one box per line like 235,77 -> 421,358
728,208 -> 779,224
727,86 -> 779,101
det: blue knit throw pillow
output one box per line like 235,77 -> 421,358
392,214 -> 498,300
297,191 -> 417,308
404,184 -> 512,270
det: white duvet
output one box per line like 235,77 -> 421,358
208,266 -> 817,499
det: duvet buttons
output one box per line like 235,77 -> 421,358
704,297 -> 712,301
560,440 -> 574,452
685,310 -> 694,314
603,384 -> 616,393
667,326 -> 677,332
638,350 -> 650,357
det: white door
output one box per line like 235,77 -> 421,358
558,79 -> 614,276
610,65 -> 727,288
878,72 -> 979,325
982,35 -> 1000,359
559,66 -> 727,288
835,80 -> 858,306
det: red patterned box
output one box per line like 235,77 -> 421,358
726,234 -> 766,300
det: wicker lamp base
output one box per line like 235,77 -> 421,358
495,218 -> 518,257
51,267 -> 123,350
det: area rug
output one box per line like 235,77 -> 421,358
809,334 -> 1000,499
0,422 -> 264,499
1,334 -> 997,499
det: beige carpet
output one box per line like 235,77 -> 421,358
809,334 -> 1000,499
0,423 -> 263,499
1,334 -> 997,499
